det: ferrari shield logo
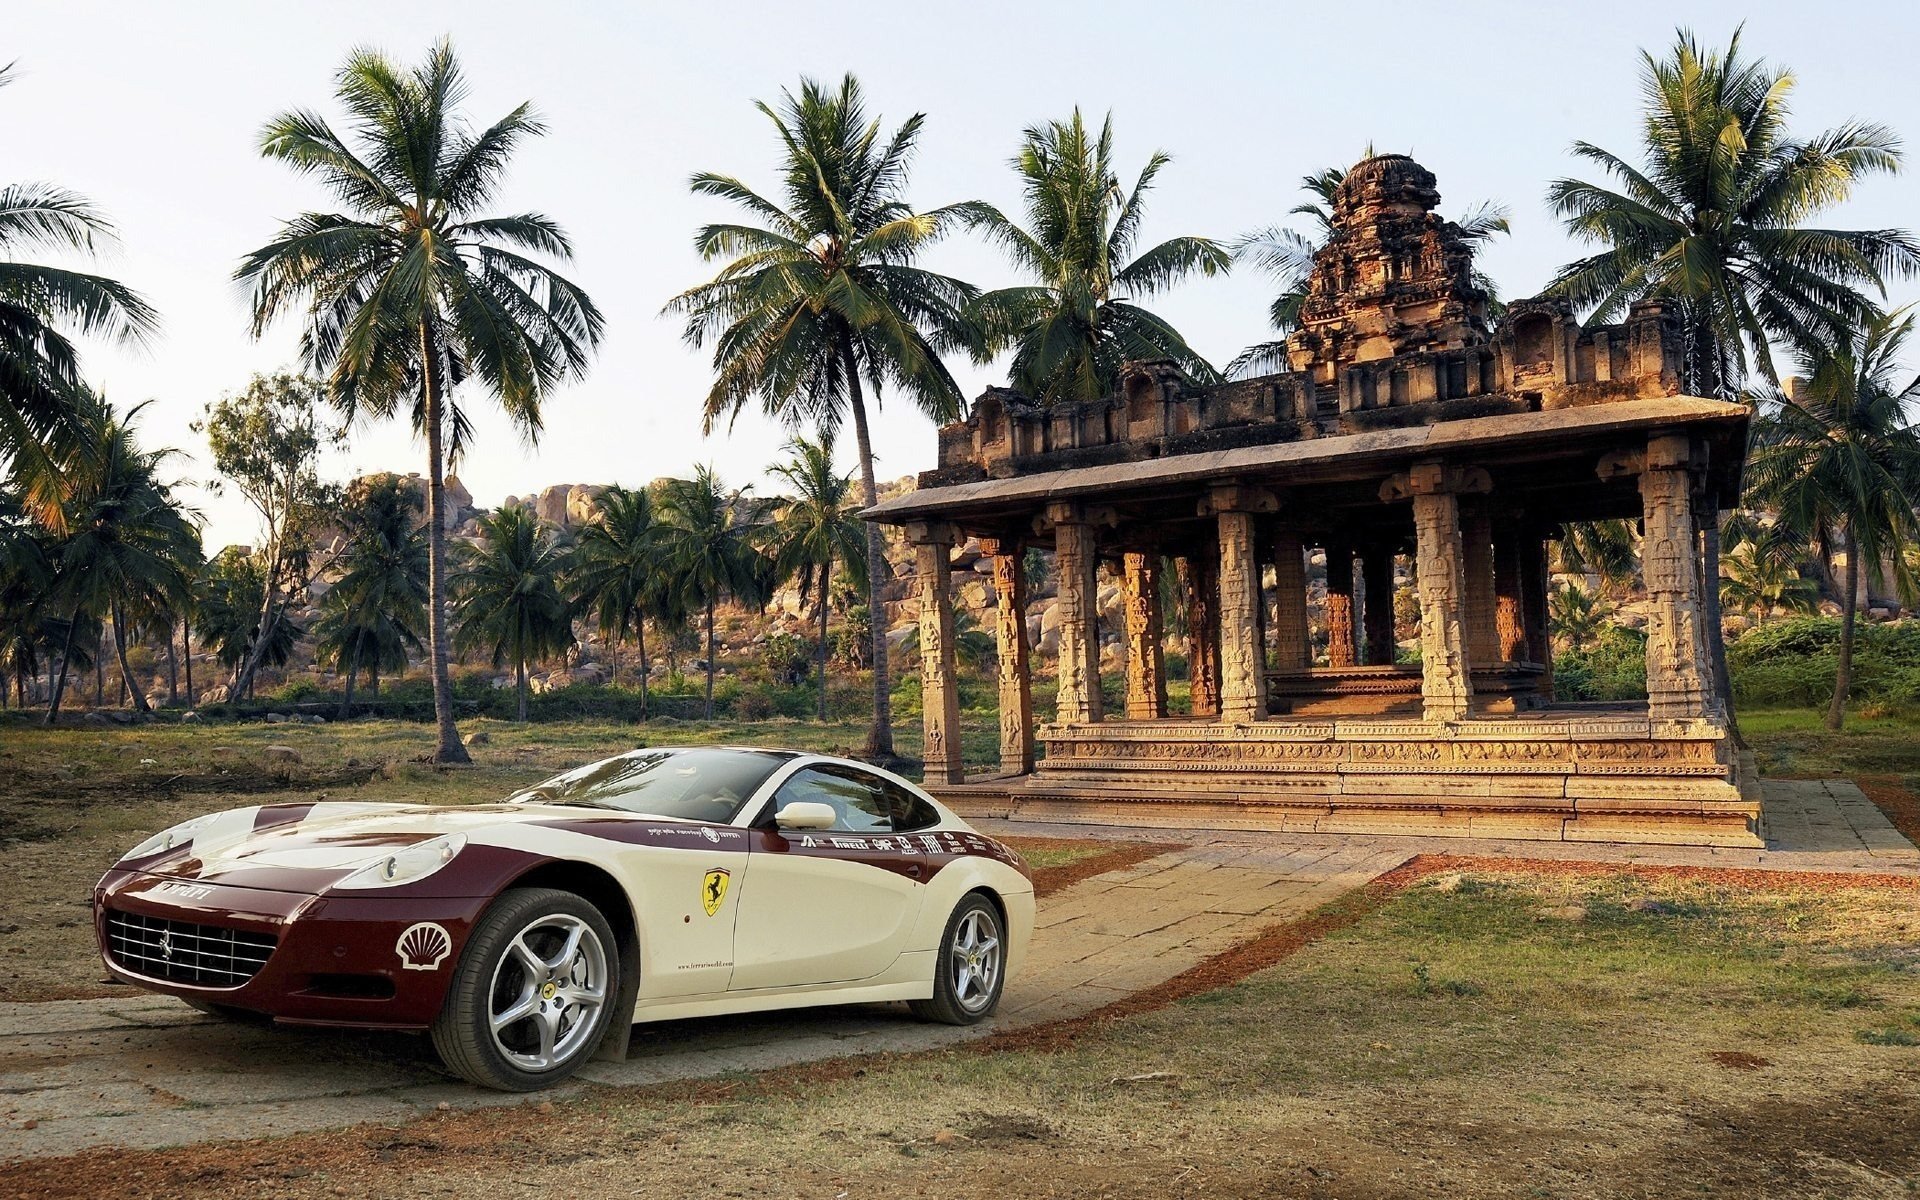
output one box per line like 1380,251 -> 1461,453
701,868 -> 731,917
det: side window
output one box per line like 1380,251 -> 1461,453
772,767 -> 891,833
884,781 -> 941,832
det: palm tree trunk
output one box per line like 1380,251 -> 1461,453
634,610 -> 649,720
703,599 -> 717,719
816,560 -> 831,722
182,623 -> 194,707
421,319 -> 471,763
112,603 -> 151,715
517,658 -> 528,723
1827,527 -> 1860,731
1701,522 -> 1739,742
164,622 -> 178,706
45,605 -> 82,723
842,347 -> 893,759
339,638 -> 363,720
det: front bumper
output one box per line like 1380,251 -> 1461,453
94,868 -> 492,1029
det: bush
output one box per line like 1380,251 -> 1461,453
1728,616 -> 1920,709
1554,625 -> 1648,702
757,633 -> 814,687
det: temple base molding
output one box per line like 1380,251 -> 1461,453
931,713 -> 1761,848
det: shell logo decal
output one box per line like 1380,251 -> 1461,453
396,922 -> 453,971
701,869 -> 731,917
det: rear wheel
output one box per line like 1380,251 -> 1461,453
431,888 -> 619,1091
910,893 -> 1005,1025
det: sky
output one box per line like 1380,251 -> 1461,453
12,0 -> 1920,550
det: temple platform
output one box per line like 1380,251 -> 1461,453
930,708 -> 1764,848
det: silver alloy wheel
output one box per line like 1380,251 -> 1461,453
486,913 -> 609,1073
949,906 -> 1002,1014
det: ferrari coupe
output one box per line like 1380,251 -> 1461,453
93,747 -> 1034,1090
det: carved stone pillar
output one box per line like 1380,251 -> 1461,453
1492,521 -> 1527,662
1361,545 -> 1396,666
1462,502 -> 1500,666
1178,553 -> 1221,718
907,521 -> 964,785
1639,435 -> 1711,720
1324,540 -> 1357,668
1386,462 -> 1485,721
1521,532 -> 1552,692
1271,529 -> 1310,671
1202,484 -> 1277,723
980,535 -> 1033,775
1121,552 -> 1167,719
1047,503 -> 1103,725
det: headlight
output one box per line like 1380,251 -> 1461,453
332,834 -> 467,890
121,814 -> 220,861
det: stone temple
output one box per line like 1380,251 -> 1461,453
866,154 -> 1760,846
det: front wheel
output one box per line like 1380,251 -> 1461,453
910,893 -> 1006,1025
431,888 -> 619,1091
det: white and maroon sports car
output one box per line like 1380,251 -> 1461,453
93,747 -> 1034,1090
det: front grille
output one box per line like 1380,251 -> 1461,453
105,909 -> 277,987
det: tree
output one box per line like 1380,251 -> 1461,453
1548,581 -> 1614,653
238,40 -> 603,762
0,64 -> 160,526
41,396 -> 200,721
316,475 -> 428,716
195,372 -> 340,701
667,73 -> 975,759
0,494 -> 56,705
1746,310 -> 1920,729
964,109 -> 1230,403
656,467 -> 768,719
766,436 -> 869,720
453,505 -> 574,722
1718,534 -> 1818,626
569,485 -> 669,714
1231,161 -> 1509,376
1552,519 -> 1641,592
195,547 -> 299,694
1546,28 -> 1920,727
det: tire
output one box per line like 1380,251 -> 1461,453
430,887 -> 620,1091
910,892 -> 1006,1025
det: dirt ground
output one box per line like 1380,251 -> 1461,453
7,860 -> 1920,1199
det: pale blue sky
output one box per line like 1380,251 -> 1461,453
12,0 -> 1920,548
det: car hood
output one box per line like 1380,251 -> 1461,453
119,800 -> 672,889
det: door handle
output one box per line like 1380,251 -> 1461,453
905,863 -> 923,879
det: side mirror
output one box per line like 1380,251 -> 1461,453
774,801 -> 837,831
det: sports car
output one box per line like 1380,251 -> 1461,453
92,747 -> 1034,1091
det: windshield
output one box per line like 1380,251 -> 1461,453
507,749 -> 788,823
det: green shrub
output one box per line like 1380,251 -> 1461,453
1728,616 -> 1920,709
1554,625 -> 1648,702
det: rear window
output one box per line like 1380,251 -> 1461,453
508,749 -> 787,823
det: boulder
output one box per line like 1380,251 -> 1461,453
442,473 -> 475,527
465,730 -> 491,747
566,484 -> 607,527
263,745 -> 302,764
264,712 -> 291,724
180,711 -> 201,724
535,484 -> 575,527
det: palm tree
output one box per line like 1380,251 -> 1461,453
316,476 -> 428,716
237,41 -> 603,763
1718,534 -> 1819,627
668,74 -> 977,758
1,65 -> 160,526
41,396 -> 200,721
1553,519 -> 1641,592
196,548 -> 299,696
569,484 -> 669,714
1746,310 -> 1920,729
766,436 -> 869,720
964,109 -> 1230,403
453,504 -> 574,722
1545,28 -> 1920,724
656,467 -> 768,719
1231,161 -> 1510,376
1549,581 -> 1615,653
0,495 -> 56,706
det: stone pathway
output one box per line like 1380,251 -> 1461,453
1,779 -> 1911,1162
